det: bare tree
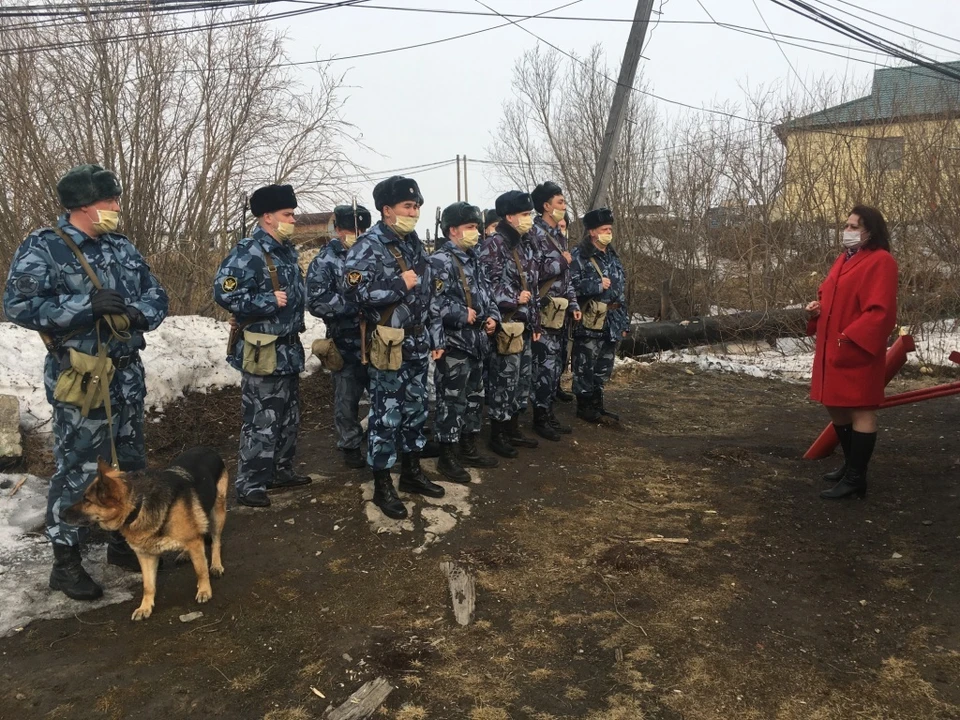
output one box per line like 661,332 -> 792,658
0,6 -> 358,315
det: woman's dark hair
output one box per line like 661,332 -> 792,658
850,204 -> 891,251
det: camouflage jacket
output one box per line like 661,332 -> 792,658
306,238 -> 362,353
570,240 -> 630,341
3,215 -> 169,403
342,221 -> 443,359
429,241 -> 501,359
530,215 -> 579,319
478,221 -> 541,333
214,226 -> 306,375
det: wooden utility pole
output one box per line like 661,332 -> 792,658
456,154 -> 461,201
586,0 -> 656,210
463,155 -> 469,202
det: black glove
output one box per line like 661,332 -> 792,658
90,289 -> 126,318
126,306 -> 149,331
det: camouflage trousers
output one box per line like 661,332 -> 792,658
237,373 -> 300,495
49,396 -> 145,547
434,349 -> 484,443
368,355 -> 429,471
558,320 -> 572,390
486,329 -> 533,421
331,338 -> 368,451
572,337 -> 618,396
532,330 -> 564,409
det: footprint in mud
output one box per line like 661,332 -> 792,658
359,460 -> 478,554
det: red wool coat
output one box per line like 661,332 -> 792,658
808,248 -> 899,407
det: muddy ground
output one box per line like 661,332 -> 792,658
1,363 -> 959,720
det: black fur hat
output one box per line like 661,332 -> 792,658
531,181 -> 563,214
482,209 -> 500,227
372,176 -> 423,212
56,164 -> 123,209
495,190 -> 534,217
333,204 -> 371,231
583,207 -> 615,230
441,202 -> 482,233
250,184 -> 297,217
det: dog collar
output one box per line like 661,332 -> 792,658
123,500 -> 143,526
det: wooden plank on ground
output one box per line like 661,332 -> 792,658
440,561 -> 476,626
326,677 -> 394,720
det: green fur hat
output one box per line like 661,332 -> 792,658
56,164 -> 123,209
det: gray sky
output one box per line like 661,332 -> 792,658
279,0 -> 960,226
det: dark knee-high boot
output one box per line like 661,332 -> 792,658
821,430 -> 875,500
823,423 -> 853,482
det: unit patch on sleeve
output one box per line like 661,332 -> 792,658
14,275 -> 40,295
434,278 -> 443,293
347,271 -> 363,286
221,276 -> 238,292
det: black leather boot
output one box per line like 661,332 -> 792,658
577,393 -> 602,422
50,544 -> 103,601
437,442 -> 472,483
460,433 -> 499,468
398,452 -> 445,498
373,469 -> 408,519
820,468 -> 867,499
823,423 -> 853,482
555,387 -> 573,403
506,413 -> 539,448
547,406 -> 572,434
107,532 -> 145,572
533,406 -> 561,442
420,439 -> 441,459
821,430 -> 874,500
343,447 -> 366,469
267,469 -> 312,490
594,388 -> 620,421
488,420 -> 518,459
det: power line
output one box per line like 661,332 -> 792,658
809,0 -> 960,56
750,0 -> 815,99
827,0 -> 960,49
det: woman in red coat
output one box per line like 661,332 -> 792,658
806,205 -> 898,500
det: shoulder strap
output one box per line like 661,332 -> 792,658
52,226 -> 102,290
378,244 -> 409,326
261,249 -> 281,293
538,276 -> 555,299
450,254 -> 472,310
509,247 -> 529,292
589,256 -> 604,278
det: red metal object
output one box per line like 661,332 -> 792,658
950,350 -> 960,365
879,381 -> 960,409
804,335 -> 916,460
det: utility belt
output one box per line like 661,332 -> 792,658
404,324 -> 425,337
58,348 -> 139,372
273,333 -> 301,346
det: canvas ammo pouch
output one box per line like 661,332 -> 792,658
53,345 -> 116,414
582,300 -> 608,331
311,338 -> 345,372
242,331 -> 279,375
540,296 -> 569,330
369,325 -> 405,371
495,321 -> 525,355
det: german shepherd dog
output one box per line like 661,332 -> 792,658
63,447 -> 227,621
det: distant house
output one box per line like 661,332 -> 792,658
775,61 -> 960,221
294,211 -> 335,245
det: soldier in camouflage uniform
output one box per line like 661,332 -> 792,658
570,208 -> 630,422
214,184 -> 310,508
528,182 -> 581,442
555,212 -> 575,404
343,176 -> 445,520
3,164 -> 169,600
307,204 -> 372,469
482,209 -> 500,239
430,202 -> 501,481
478,190 -> 542,458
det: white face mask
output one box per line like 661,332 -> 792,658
459,228 -> 480,249
89,209 -> 119,234
841,229 -> 862,249
392,214 -> 418,236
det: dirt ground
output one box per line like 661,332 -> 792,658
1,363 -> 959,720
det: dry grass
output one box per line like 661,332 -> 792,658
395,704 -> 428,720
263,708 -> 310,720
229,668 -> 268,692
